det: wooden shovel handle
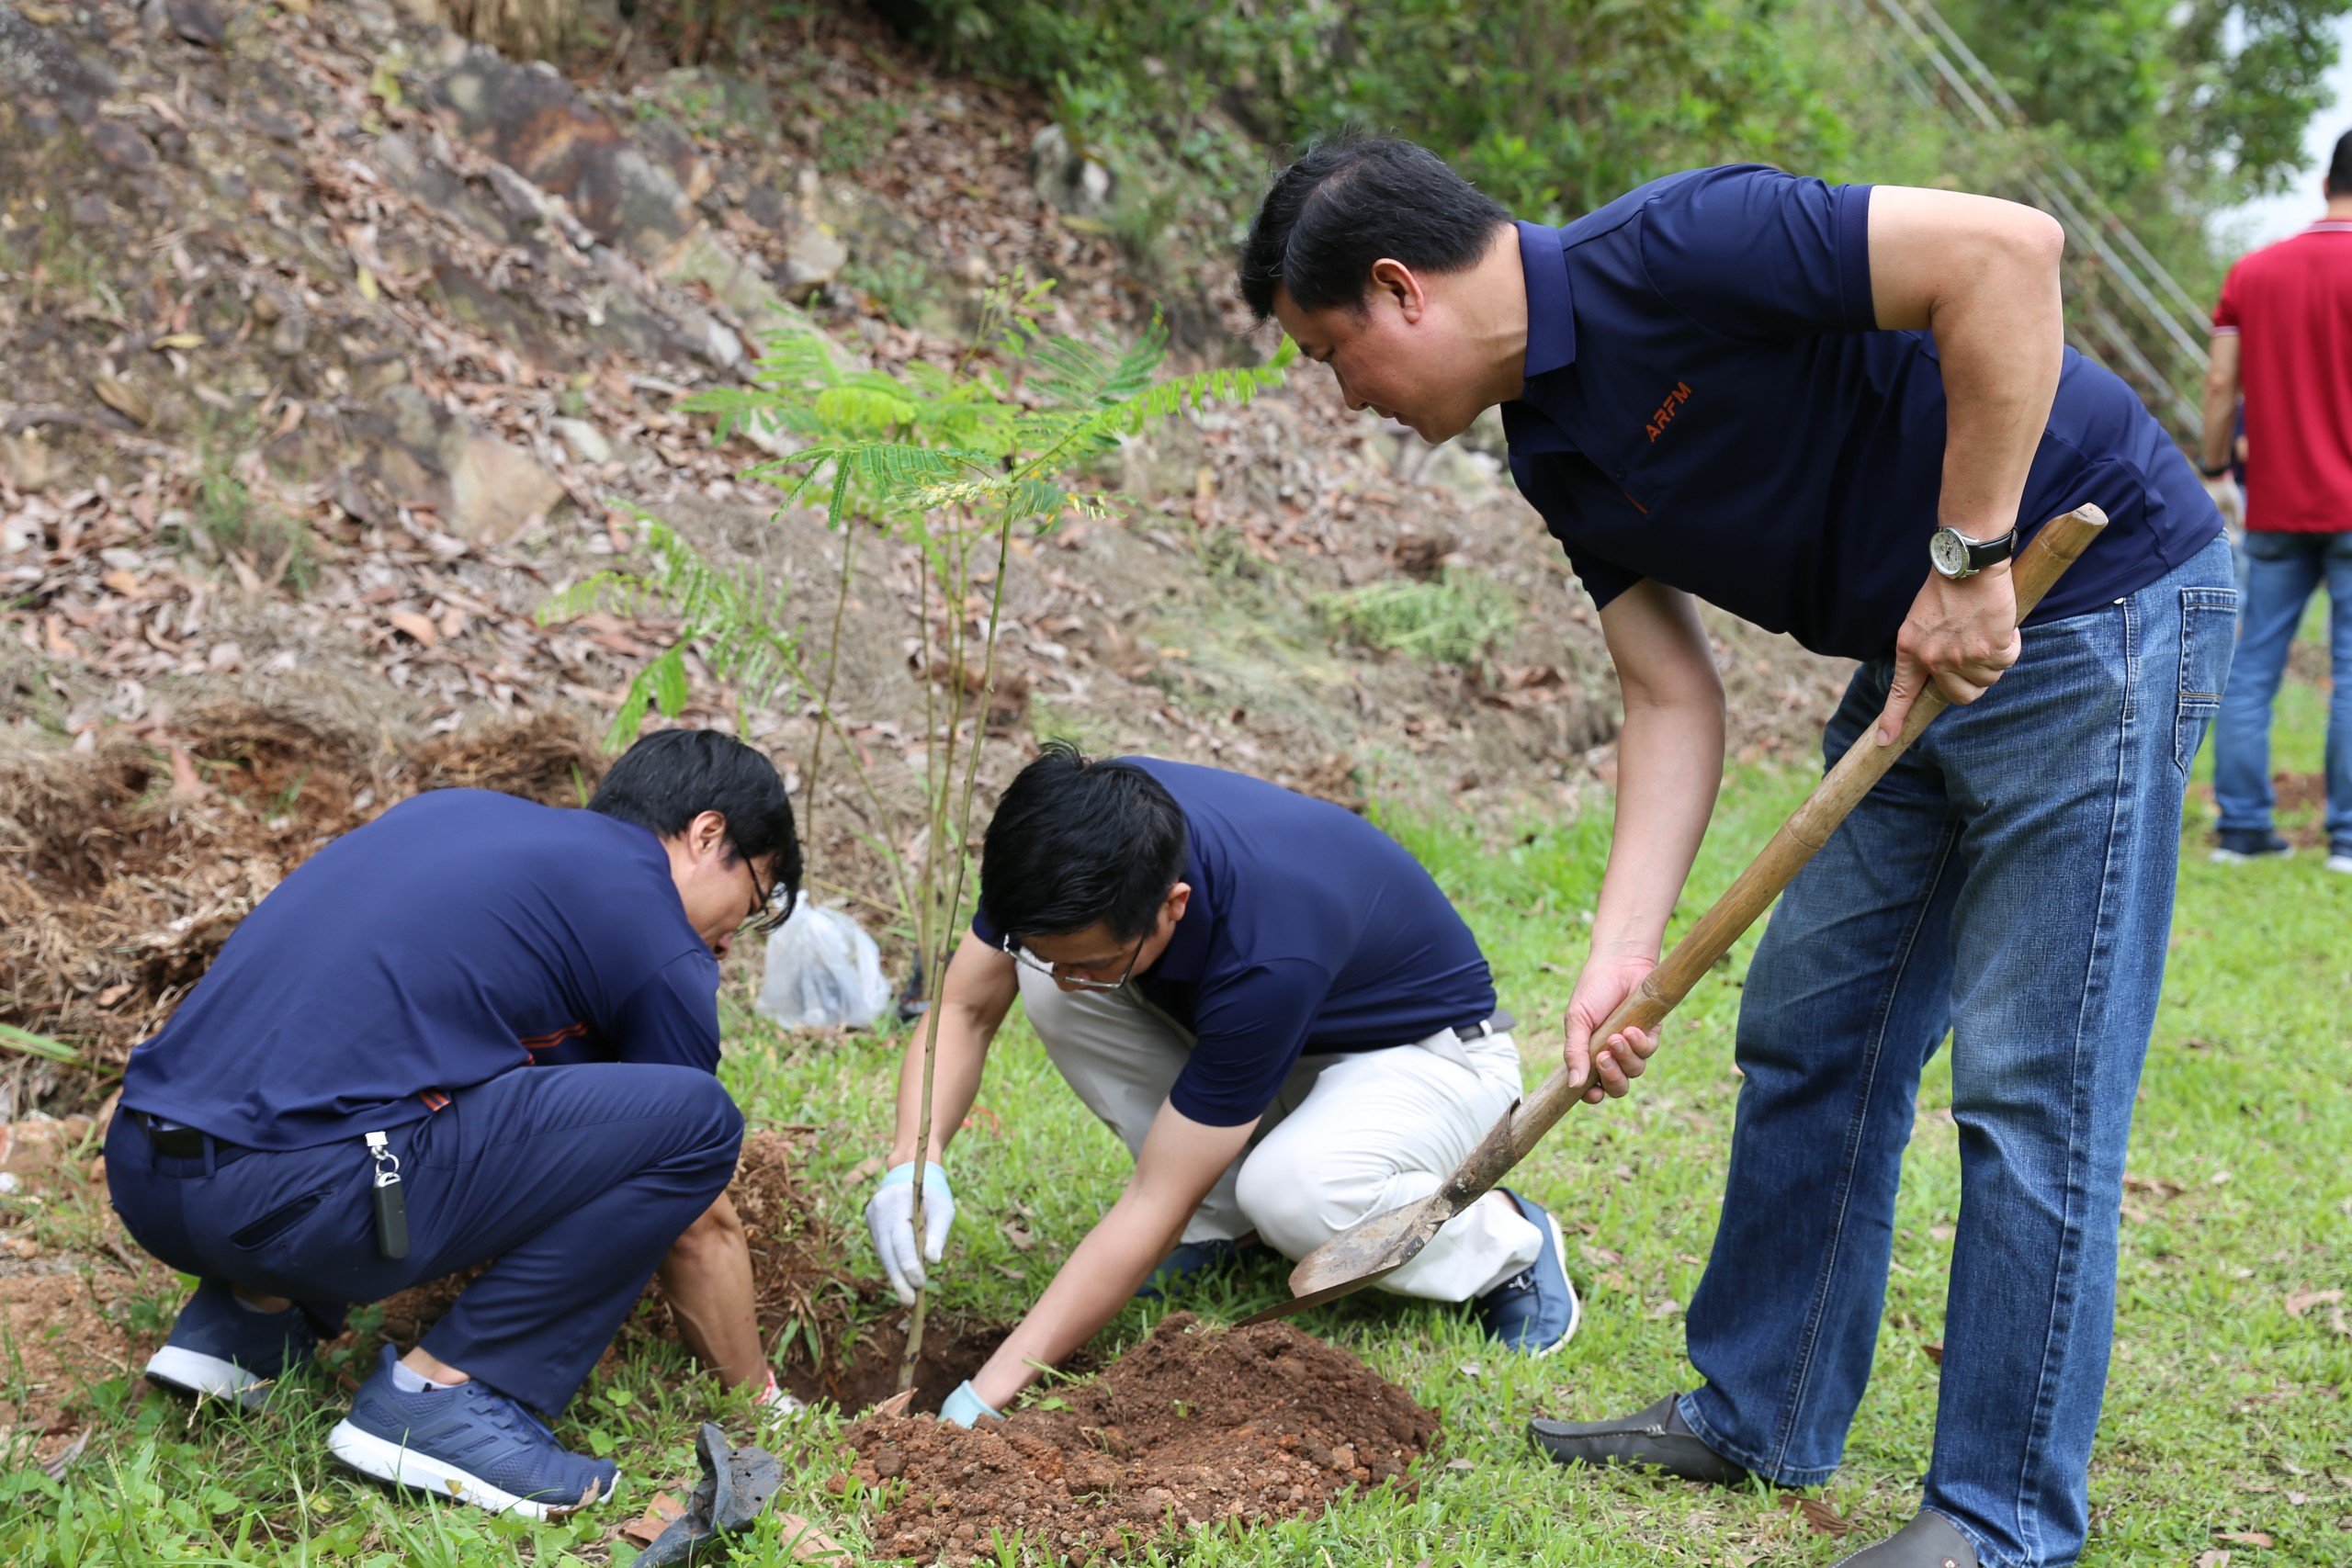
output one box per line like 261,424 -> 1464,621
1480,503 -> 2109,1180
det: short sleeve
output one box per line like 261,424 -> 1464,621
2212,261 -> 2242,336
968,904 -> 1001,948
1637,165 -> 1876,342
610,949 -> 723,1072
1561,537 -> 1641,614
1166,960 -> 1329,1127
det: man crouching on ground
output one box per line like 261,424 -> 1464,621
866,743 -> 1579,1427
107,728 -> 802,1518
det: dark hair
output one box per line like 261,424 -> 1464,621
2331,129 -> 2352,197
589,728 -> 802,914
1238,132 -> 1510,321
978,742 -> 1186,944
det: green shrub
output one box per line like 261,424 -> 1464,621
1314,570 -> 1518,671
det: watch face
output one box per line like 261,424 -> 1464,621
1929,529 -> 1970,576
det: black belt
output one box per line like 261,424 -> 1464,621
137,1113 -> 255,1173
1455,1010 -> 1516,1041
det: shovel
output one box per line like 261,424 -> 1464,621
1238,502 -> 2109,1325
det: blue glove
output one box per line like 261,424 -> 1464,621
865,1160 -> 955,1305
939,1380 -> 1001,1428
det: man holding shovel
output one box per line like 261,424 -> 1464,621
1240,139 -> 2233,1568
865,744 -> 1579,1427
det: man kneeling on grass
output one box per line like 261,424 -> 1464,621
866,743 -> 1579,1427
107,728 -> 802,1518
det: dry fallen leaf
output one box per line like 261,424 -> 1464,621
388,610 -> 438,648
776,1512 -> 851,1562
617,1491 -> 685,1547
870,1389 -> 915,1419
1923,1340 -> 1944,1365
91,375 -> 153,428
1778,1495 -> 1853,1535
2217,1532 -> 2274,1548
2197,1552 -> 2231,1568
2284,1289 -> 2343,1318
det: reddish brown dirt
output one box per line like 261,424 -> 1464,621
0,1269 -> 157,1472
0,705 -> 605,1097
836,1313 -> 1439,1564
779,1314 -> 1007,1416
2271,770 -> 2334,848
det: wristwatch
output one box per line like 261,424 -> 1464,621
1928,525 -> 2017,581
2197,459 -> 2233,478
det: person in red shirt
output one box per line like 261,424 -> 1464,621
2203,129 -> 2352,873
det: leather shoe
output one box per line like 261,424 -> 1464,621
1525,1393 -> 1750,1486
1831,1511 -> 1978,1567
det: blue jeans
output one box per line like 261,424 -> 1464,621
1679,534 -> 2235,1568
107,1064 -> 742,1415
2211,529 -> 2352,850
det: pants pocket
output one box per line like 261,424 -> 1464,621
2177,585 -> 2239,772
230,1185 -> 336,1251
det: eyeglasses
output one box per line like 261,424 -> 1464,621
1000,933 -> 1144,992
741,858 -> 790,935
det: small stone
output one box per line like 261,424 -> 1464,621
1328,1445 -> 1356,1472
267,311 -> 310,358
69,193 -> 107,227
166,0 -> 228,47
1028,124 -> 1114,219
870,1447 -> 904,1480
88,122 -> 158,174
782,224 -> 846,304
447,431 -> 564,545
550,417 -> 612,466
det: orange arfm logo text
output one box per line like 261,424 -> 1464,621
1645,380 -> 1692,443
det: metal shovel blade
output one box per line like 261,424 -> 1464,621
1232,1189 -> 1457,1325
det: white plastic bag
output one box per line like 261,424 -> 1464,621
757,901 -> 891,1030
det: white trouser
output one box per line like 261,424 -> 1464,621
1016,968 -> 1544,1302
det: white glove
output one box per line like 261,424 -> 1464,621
2201,471 -> 2244,529
865,1160 -> 954,1305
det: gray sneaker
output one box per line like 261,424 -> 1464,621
1831,1511 -> 1978,1568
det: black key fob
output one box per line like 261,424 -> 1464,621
365,1132 -> 411,1261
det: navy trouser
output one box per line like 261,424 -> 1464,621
107,1064 -> 742,1415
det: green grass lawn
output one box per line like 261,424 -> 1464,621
3,672 -> 2346,1566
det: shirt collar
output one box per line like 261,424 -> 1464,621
2310,219 -> 2352,232
1516,220 -> 1577,379
1138,847 -> 1211,985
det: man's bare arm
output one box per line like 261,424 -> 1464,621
1865,186 -> 2066,740
1561,579 -> 1724,1100
888,932 -> 1019,1166
656,1193 -> 764,1389
967,1103 -> 1253,1410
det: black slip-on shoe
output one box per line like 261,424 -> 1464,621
1525,1393 -> 1750,1487
1830,1511 -> 1978,1568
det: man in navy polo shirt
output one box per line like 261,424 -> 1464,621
1239,137 -> 2235,1568
863,745 -> 1578,1426
107,728 -> 801,1519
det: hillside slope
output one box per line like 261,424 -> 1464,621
0,0 -> 1849,1088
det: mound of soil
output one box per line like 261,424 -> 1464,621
0,705 -> 605,1096
837,1313 -> 1439,1564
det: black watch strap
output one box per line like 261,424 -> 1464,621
1961,528 -> 2016,570
2197,459 -> 2233,478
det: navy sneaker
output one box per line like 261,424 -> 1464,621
1477,1189 -> 1580,1355
144,1279 -> 317,1408
2211,828 -> 2292,863
1136,1236 -> 1267,1301
328,1346 -> 618,1519
2327,841 -> 2352,875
